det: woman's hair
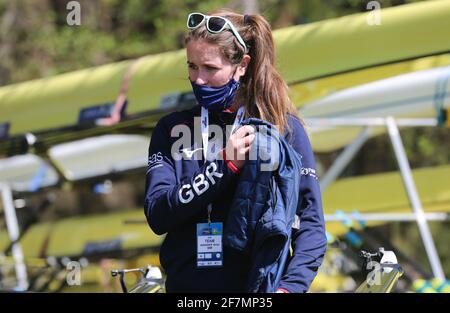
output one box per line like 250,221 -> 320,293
185,10 -> 300,135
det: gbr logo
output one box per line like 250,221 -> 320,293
178,162 -> 223,203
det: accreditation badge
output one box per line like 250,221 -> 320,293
196,222 -> 223,268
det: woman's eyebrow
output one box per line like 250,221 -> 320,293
203,62 -> 220,67
187,60 -> 220,68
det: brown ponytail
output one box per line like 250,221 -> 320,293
186,10 -> 300,135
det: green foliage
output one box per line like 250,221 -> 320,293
0,0 -> 233,84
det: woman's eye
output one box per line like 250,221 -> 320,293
188,63 -> 197,70
206,66 -> 219,71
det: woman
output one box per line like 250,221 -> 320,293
144,10 -> 327,293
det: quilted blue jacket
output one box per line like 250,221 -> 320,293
223,118 -> 303,292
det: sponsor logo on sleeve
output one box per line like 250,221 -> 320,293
147,152 -> 163,173
300,167 -> 318,179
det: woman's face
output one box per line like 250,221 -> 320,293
187,38 -> 246,87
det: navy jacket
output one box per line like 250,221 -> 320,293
223,118 -> 303,292
144,106 -> 327,293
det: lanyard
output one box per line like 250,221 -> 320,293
200,106 -> 245,160
200,105 -> 245,223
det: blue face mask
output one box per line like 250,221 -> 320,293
190,78 -> 240,111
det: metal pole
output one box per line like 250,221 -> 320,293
325,212 -> 449,222
385,116 -> 445,280
0,182 -> 29,290
320,126 -> 372,192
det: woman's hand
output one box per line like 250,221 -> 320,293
222,125 -> 255,170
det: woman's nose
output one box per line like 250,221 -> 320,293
194,71 -> 209,85
195,78 -> 207,85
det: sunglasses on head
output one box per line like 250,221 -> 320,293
187,12 -> 248,54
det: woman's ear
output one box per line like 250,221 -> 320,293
236,55 -> 251,78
